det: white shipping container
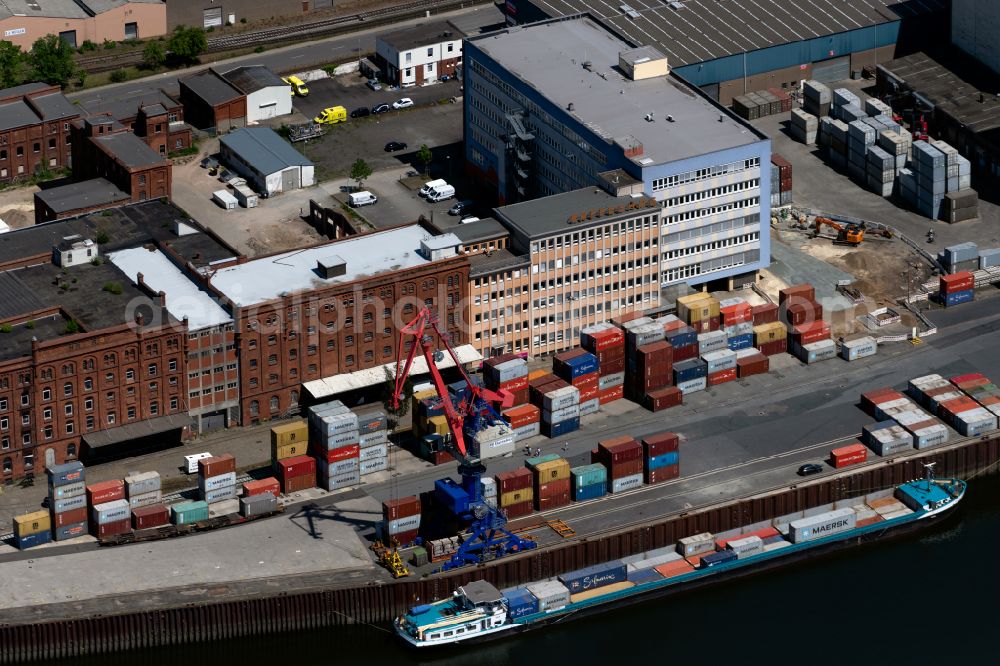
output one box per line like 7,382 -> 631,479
543,403 -> 581,423
360,456 -> 389,474
49,481 -> 85,500
128,489 -> 162,509
526,580 -> 570,611
727,535 -> 764,558
788,508 -> 856,543
388,514 -> 421,534
317,412 -> 360,436
323,429 -> 361,448
610,473 -> 643,494
199,471 -> 237,493
841,336 -> 877,360
482,476 -> 497,499
124,471 -> 161,496
626,551 -> 683,572
677,532 -> 715,556
328,458 -> 360,476
359,430 -> 388,448
579,398 -> 600,416
543,386 -> 581,412
204,485 -> 238,504
762,540 -> 792,553
513,422 -> 541,442
479,439 -> 516,460
92,499 -> 130,525
952,408 -> 998,436
911,423 -> 949,449
319,469 -> 360,491
677,377 -> 707,394
359,444 -> 388,461
871,427 -> 912,456
53,494 -> 87,513
702,349 -> 736,373
599,372 -> 625,389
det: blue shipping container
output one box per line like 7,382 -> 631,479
558,561 -> 627,594
763,534 -> 786,545
665,327 -> 697,348
673,358 -> 708,384
46,461 -> 84,487
627,567 -> 664,585
572,482 -> 606,502
571,463 -> 607,488
542,417 -> 579,439
434,478 -> 470,515
16,530 -> 52,550
726,334 -> 753,351
647,451 -> 680,470
700,550 -> 738,568
562,353 -> 599,378
943,289 -> 974,307
418,397 -> 445,418
503,588 -> 538,619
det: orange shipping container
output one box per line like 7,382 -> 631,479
831,442 -> 867,468
654,560 -> 695,579
503,404 -> 541,428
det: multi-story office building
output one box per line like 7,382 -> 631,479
464,15 -> 771,290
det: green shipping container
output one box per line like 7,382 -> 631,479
571,463 -> 608,488
525,453 -> 561,469
171,500 -> 210,525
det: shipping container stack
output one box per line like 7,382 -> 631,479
910,141 -> 946,219
593,436 -> 644,494
863,385 -> 950,450
702,348 -> 738,387
803,80 -> 831,118
830,86 -> 862,122
47,461 -> 87,542
846,120 -> 876,182
553,348 -> 601,417
123,471 -> 162,514
734,347 -> 769,378
866,144 -> 894,197
526,453 -> 571,511
503,403 -> 541,443
642,431 -> 680,485
197,453 -> 237,504
483,354 -> 530,407
980,248 -> 1000,270
940,241 -> 980,274
938,271 -> 975,308
751,302 -> 785,357
789,108 -> 817,145
580,323 -> 625,406
631,340 -> 678,412
943,189 -> 979,224
824,118 -> 849,168
357,410 -> 389,476
570,463 -> 607,502
779,284 -> 833,364
951,373 -> 1000,420
86,479 -> 128,539
771,153 -> 793,206
719,296 -> 754,351
382,495 -> 422,546
12,509 -> 51,550
308,401 -> 358,491
527,371 -> 581,438
495,467 -> 533,519
840,335 -> 878,361
677,293 -> 721,335
876,129 -> 911,174
239,476 -> 281,519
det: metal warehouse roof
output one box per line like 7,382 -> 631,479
221,66 -> 287,94
181,69 -> 244,106
517,0 -> 946,66
220,127 -> 312,176
95,132 -> 165,169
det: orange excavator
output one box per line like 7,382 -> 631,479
813,217 -> 891,246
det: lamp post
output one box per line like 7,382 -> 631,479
446,155 -> 452,179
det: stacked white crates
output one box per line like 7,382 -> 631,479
790,109 -> 817,144
866,145 -> 895,197
847,120 -> 876,181
912,141 -> 946,219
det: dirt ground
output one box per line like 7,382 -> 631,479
0,185 -> 39,230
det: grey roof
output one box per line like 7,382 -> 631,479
35,178 -> 129,214
221,65 -> 286,94
181,70 -> 243,106
0,82 -> 51,99
469,16 -> 760,167
0,100 -> 40,132
0,271 -> 43,319
494,187 -> 658,240
444,4 -> 506,37
80,87 -> 180,123
468,248 -> 529,278
378,20 -> 463,52
82,0 -> 163,14
457,580 -> 502,605
520,0 -> 947,68
29,92 -> 80,120
449,217 -> 508,244
220,127 -> 312,175
0,0 -> 89,20
140,103 -> 168,117
95,132 -> 164,169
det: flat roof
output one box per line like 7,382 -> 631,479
378,20 -> 463,52
444,4 -> 506,36
35,178 -> 129,213
108,247 -> 233,331
181,69 -> 244,106
494,187 -> 658,240
221,65 -> 286,94
448,217 -> 508,243
209,225 -> 446,307
518,0 -> 945,67
468,248 -> 529,278
469,16 -> 760,166
96,132 -> 165,169
79,88 -> 180,123
220,127 -> 312,175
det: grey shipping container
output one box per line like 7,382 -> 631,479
49,481 -> 85,500
677,532 -> 715,556
360,456 -> 389,474
359,444 -> 388,461
128,490 -> 162,509
125,471 -> 161,496
239,493 -> 278,517
204,485 -> 238,504
610,473 -> 643,494
199,472 -> 237,493
92,499 -> 130,524
526,580 -> 571,610
677,377 -> 707,394
53,494 -> 87,513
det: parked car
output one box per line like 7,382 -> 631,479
797,463 -> 824,477
366,79 -> 382,91
372,103 -> 391,114
392,97 -> 414,109
348,191 -> 378,207
427,184 -> 456,202
350,107 -> 371,118
448,199 -> 473,215
421,179 -> 448,197
384,141 -> 408,152
440,74 -> 452,82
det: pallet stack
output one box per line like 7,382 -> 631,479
803,80 -> 831,117
309,401 -> 359,491
570,463 -> 607,502
789,109 -> 817,145
642,432 -> 680,485
526,453 -> 571,511
495,467 -> 533,518
382,496 -> 422,546
593,436 -> 644,494
581,322 -> 625,406
911,141 -> 946,219
847,120 -> 876,181
198,454 -> 237,504
47,461 -> 87,542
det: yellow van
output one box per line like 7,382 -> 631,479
314,106 -> 347,125
286,75 -> 309,96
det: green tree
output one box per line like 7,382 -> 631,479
350,158 -> 372,190
142,41 -> 166,70
0,41 -> 24,88
167,25 -> 207,64
28,35 -> 77,88
417,144 -> 433,174
381,367 -> 413,433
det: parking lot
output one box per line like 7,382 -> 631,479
292,72 -> 462,124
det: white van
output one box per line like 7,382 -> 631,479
348,191 -> 378,207
427,184 -> 456,202
419,179 -> 448,197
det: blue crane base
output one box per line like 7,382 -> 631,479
438,511 -> 536,572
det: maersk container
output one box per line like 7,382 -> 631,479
204,485 -> 238,504
318,429 -> 360,449
49,481 -> 85,500
841,336 -> 877,361
46,461 -> 85,487
92,499 -> 130,525
912,423 -> 949,449
513,422 -> 541,442
16,530 -> 52,550
53,494 -> 87,514
199,472 -> 237,493
952,408 -> 997,436
700,550 -> 738,568
316,412 -> 360,437
360,444 -> 388,461
542,403 -> 581,423
697,330 -> 727,354
504,588 -> 538,619
359,430 -> 388,448
727,333 -> 753,351
647,451 -> 680,470
727,535 -> 764,558
572,482 -> 606,502
388,514 -> 421,534
558,561 -> 627,594
360,456 -> 388,474
677,377 -> 707,394
571,463 -> 607,488
129,490 -> 162,509
599,371 -> 625,389
869,426 -> 912,456
543,386 -> 581,412
124,471 -> 161,496
674,358 -> 708,383
171,500 -> 210,525
326,458 -> 360,476
789,508 -> 856,543
319,469 -> 360,491
579,398 -> 600,416
609,473 -> 643,494
702,349 -> 736,373
678,532 -> 715,556
526,580 -> 571,611
797,339 -> 837,364
239,493 -> 278,518
863,419 -> 897,443
943,289 -> 974,307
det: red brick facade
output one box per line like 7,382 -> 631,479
0,84 -> 79,184
70,117 -> 173,202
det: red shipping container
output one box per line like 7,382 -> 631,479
642,431 -> 679,457
96,518 -> 131,539
582,327 -> 625,351
596,436 -> 641,462
779,284 -> 815,305
554,347 -> 588,363
757,339 -> 788,357
503,499 -> 534,519
314,443 -> 360,464
752,303 -> 779,325
594,345 -> 625,363
645,465 -> 680,484
940,396 -> 980,420
598,385 -> 624,404
429,450 -> 454,465
831,442 -> 867,468
940,272 -> 974,294
578,385 -> 600,402
537,477 -> 571,498
636,340 -> 673,365
671,343 -> 699,362
391,529 -> 420,546
950,373 -> 986,386
505,388 -> 529,406
504,404 -> 541,428
790,321 -> 830,346
495,467 -> 533,493
600,357 -> 625,374
498,375 -> 529,392
610,311 -> 645,327
483,353 -> 521,368
720,303 -> 752,325
785,301 -> 823,327
707,367 -> 737,386
736,354 -> 769,378
535,491 -> 571,512
86,479 -> 125,505
54,506 -> 88,528
243,478 -> 281,499
276,455 -> 316,480
528,373 -> 560,389
859,386 -> 896,414
632,359 -> 674,379
607,458 -> 644,479
571,373 -> 600,391
199,454 -> 236,478
662,319 -> 686,334
383,496 -> 422,521
132,504 -> 170,530
282,473 -> 315,494
632,374 -> 672,394
954,377 -> 991,391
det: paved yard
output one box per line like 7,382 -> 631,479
293,72 -> 462,122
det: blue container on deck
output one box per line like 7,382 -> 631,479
561,353 -> 599,378
726,334 -> 753,351
571,463 -> 607,489
665,326 -> 697,349
700,550 -> 738,568
503,588 -> 538,619
434,478 -> 470,515
559,561 -> 627,594
16,530 -> 52,550
542,416 -> 579,439
627,567 -> 664,584
572,482 -> 606,502
763,534 -> 786,545
647,451 -> 679,470
673,358 -> 707,384
942,289 -> 974,307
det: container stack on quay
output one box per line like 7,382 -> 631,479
864,384 -> 949,450
840,335 -> 878,362
938,271 -> 975,308
823,117 -> 850,168
803,80 -> 831,117
495,467 -> 533,518
642,431 -> 680,485
779,284 -> 834,364
553,349 -> 601,418
866,144 -> 895,197
47,461 -> 87,542
876,127 -> 911,173
529,372 -> 581,438
949,373 -> 1000,417
239,477 -> 281,518
909,141 -> 946,219
198,454 -> 237,504
789,109 -> 817,146
770,153 -> 793,207
526,453 -> 571,511
308,401 -> 358,491
381,495 -> 422,546
357,410 -> 390,475
943,190 -> 979,224
939,242 -> 981,275
752,302 -> 786,357
731,89 -> 788,121
846,119 -> 877,181
503,403 -> 541,443
12,510 -> 52,550
570,462 -> 607,502
830,88 -> 861,122
593,436 -> 644,494
87,478 -> 127,538
580,322 -> 626,406
483,354 -> 530,407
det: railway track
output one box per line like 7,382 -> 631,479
76,0 -> 482,74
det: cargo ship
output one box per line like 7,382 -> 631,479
395,470 -> 965,647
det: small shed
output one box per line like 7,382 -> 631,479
233,184 -> 259,208
221,65 -> 292,122
219,127 -> 315,197
213,190 -> 238,210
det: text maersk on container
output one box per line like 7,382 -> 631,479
801,518 -> 853,540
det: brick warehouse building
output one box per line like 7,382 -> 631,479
0,82 -> 80,184
69,116 -> 172,201
205,223 -> 471,424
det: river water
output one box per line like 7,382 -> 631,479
68,472 -> 999,666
